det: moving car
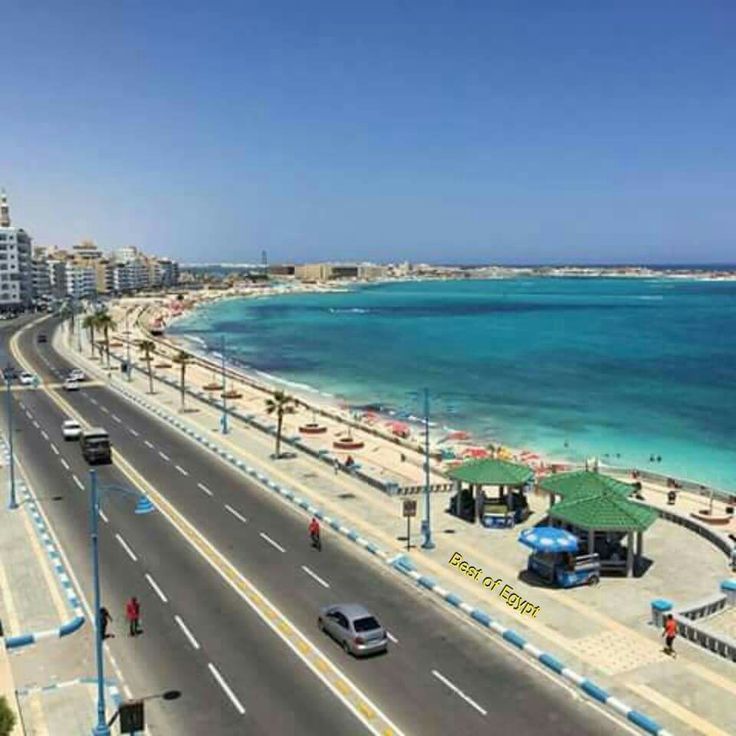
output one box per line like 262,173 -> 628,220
62,419 -> 82,441
68,369 -> 86,382
80,427 -> 112,465
318,604 -> 389,657
63,378 -> 80,391
19,372 -> 36,386
37,333 -> 47,343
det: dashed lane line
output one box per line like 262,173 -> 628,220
129,428 -> 139,437
387,632 -> 399,644
144,440 -> 154,449
260,532 -> 286,553
32,420 -> 40,429
208,663 -> 246,715
175,464 -> 188,476
159,451 -> 170,462
111,414 -> 122,423
50,443 -> 59,455
60,458 -> 70,470
197,482 -> 214,497
115,534 -> 138,562
301,566 -> 330,589
100,406 -> 110,414
145,573 -> 169,603
224,505 -> 247,524
174,615 -> 200,650
431,670 -> 487,717
41,430 -> 49,441
99,509 -> 109,524
72,475 -> 85,491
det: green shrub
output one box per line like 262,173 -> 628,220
0,695 -> 16,736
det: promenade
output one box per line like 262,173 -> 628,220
60,302 -> 736,735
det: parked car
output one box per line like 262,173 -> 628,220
37,333 -> 48,343
62,419 -> 82,441
318,604 -> 389,657
63,378 -> 80,391
19,372 -> 36,386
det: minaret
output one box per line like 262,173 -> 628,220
0,190 -> 10,228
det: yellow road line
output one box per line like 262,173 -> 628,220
627,683 -> 731,736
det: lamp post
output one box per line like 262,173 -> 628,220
421,387 -> 435,549
220,335 -> 229,434
125,309 -> 132,382
4,368 -> 17,510
88,470 -> 154,736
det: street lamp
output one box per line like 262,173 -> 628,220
88,470 -> 155,736
3,366 -> 17,510
420,388 -> 435,550
124,308 -> 133,382
220,335 -> 229,434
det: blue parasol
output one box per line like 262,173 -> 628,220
518,526 -> 579,553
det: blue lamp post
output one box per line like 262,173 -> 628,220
4,367 -> 17,510
89,470 -> 154,736
420,388 -> 435,549
220,335 -> 229,434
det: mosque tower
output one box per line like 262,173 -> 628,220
0,190 -> 10,227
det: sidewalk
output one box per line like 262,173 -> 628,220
0,429 -> 124,735
61,318 -> 736,736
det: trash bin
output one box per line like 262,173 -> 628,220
720,580 -> 736,606
667,490 -> 676,505
650,598 -> 673,627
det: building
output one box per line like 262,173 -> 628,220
31,254 -> 52,301
294,262 -> 386,281
0,191 -> 33,311
267,264 -> 296,276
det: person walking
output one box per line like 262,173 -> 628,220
333,457 -> 340,475
662,613 -> 677,657
126,596 -> 141,637
308,516 -> 321,550
99,606 -> 113,639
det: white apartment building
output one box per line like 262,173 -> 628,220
0,191 -> 33,311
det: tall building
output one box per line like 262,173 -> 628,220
0,191 -> 33,311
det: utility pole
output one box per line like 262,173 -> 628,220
5,370 -> 17,510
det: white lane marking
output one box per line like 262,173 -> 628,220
158,451 -> 170,462
89,397 -> 99,405
32,420 -> 40,429
208,663 -> 246,715
111,414 -> 122,423
73,475 -> 85,490
225,505 -> 247,524
301,565 -> 330,589
259,532 -> 286,553
387,632 -> 399,644
41,431 -> 49,440
99,509 -> 109,524
129,428 -> 139,437
431,670 -> 487,716
100,406 -> 109,414
175,464 -> 188,476
60,458 -> 70,470
50,443 -> 59,455
174,615 -> 200,650
144,440 -> 154,449
24,410 -> 32,419
145,573 -> 168,603
115,534 -> 138,562
197,482 -> 213,497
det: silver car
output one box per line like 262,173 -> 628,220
318,603 -> 388,657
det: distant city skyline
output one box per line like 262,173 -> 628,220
3,1 -> 735,265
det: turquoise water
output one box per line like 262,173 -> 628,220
170,279 -> 736,490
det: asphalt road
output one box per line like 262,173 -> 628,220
7,317 -> 621,735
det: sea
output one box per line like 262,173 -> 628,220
169,278 -> 736,490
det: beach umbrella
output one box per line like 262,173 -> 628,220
518,526 -> 579,553
448,430 -> 471,441
463,447 -> 489,459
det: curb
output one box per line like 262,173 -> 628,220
1,435 -> 86,650
93,375 -> 675,736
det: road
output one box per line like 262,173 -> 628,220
4,316 -> 622,735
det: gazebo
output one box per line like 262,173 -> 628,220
448,458 -> 534,528
540,471 -> 657,577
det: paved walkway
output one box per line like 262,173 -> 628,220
58,314 -> 736,736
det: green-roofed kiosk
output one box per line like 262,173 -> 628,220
448,458 -> 534,529
540,470 -> 657,576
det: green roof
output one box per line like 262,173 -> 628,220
539,471 -> 635,500
448,458 -> 534,487
549,492 -> 658,532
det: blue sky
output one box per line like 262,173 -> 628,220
2,1 -> 735,264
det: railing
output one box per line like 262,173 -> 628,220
678,593 -> 728,622
672,611 -> 736,662
396,483 -> 455,495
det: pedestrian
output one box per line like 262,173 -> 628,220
126,596 -> 141,637
333,457 -> 339,475
662,613 -> 677,657
730,546 -> 736,572
100,606 -> 113,639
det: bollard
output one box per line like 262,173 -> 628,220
720,580 -> 736,606
650,598 -> 673,627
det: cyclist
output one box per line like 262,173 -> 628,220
308,517 -> 321,549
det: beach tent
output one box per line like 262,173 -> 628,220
539,470 -> 635,507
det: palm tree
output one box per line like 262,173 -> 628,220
139,339 -> 156,394
173,350 -> 192,410
95,312 -> 117,368
265,390 -> 296,459
82,314 -> 98,358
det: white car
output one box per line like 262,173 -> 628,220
69,369 -> 86,382
19,372 -> 36,386
63,379 -> 80,391
62,419 -> 82,440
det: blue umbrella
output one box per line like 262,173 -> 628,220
518,526 -> 579,553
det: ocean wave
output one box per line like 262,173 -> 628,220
254,370 -> 321,394
635,295 -> 664,301
328,307 -> 371,314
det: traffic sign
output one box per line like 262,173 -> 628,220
119,700 -> 144,733
402,499 -> 417,518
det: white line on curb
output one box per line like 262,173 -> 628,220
431,670 -> 487,716
301,565 -> 330,588
208,663 -> 246,715
259,532 -> 286,553
115,534 -> 138,562
145,573 -> 168,603
197,482 -> 213,497
225,505 -> 247,524
174,615 -> 200,650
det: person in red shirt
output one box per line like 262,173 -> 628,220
126,596 -> 141,637
662,614 -> 677,657
308,517 -> 321,549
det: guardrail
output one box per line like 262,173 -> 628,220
646,504 -> 734,558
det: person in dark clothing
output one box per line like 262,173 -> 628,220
100,607 -> 113,639
126,597 -> 141,636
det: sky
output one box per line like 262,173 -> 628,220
2,1 -> 735,265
